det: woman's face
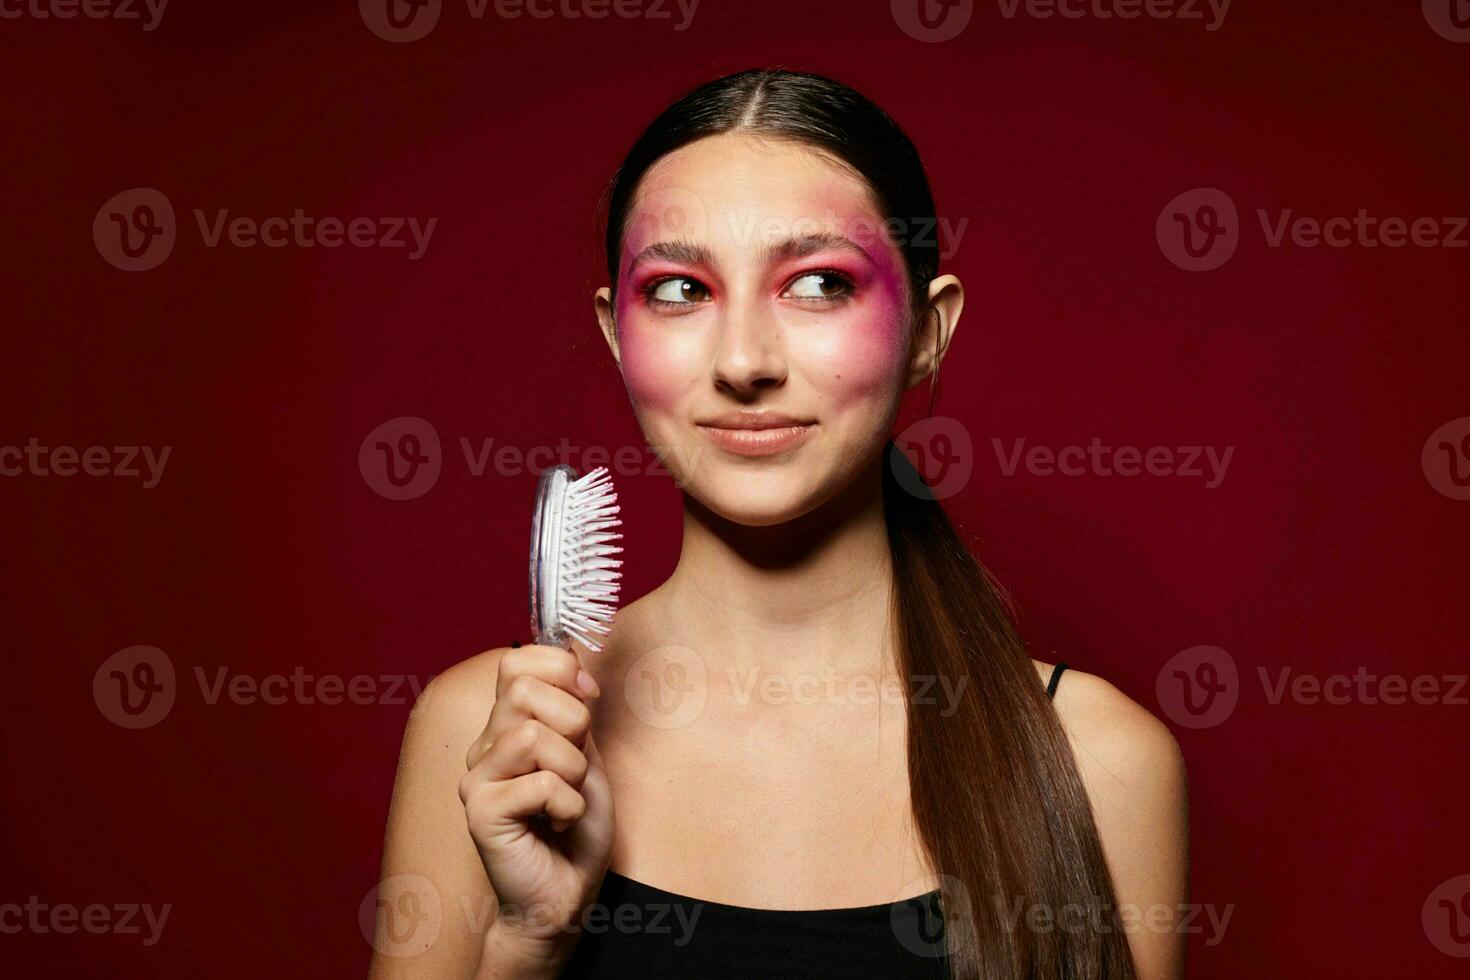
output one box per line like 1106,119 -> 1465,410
598,132 -> 926,527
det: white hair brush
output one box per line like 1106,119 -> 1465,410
528,464 -> 623,652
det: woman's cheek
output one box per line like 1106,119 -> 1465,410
616,316 -> 703,417
795,311 -> 908,412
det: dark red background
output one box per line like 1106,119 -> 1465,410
3,1 -> 1467,976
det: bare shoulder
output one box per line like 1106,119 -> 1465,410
407,647 -> 508,746
1032,659 -> 1190,980
1031,659 -> 1186,793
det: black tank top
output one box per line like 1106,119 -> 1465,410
558,662 -> 1070,978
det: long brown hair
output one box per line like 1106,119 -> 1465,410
600,68 -> 1137,979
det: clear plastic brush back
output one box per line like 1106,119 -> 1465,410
528,464 -> 622,651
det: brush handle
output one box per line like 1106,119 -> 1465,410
528,464 -> 578,646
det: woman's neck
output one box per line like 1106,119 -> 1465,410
658,459 -> 896,676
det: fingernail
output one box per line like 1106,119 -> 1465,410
577,669 -> 601,698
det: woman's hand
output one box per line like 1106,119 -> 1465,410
459,644 -> 615,964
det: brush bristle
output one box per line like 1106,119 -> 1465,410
556,466 -> 622,652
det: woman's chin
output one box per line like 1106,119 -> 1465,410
684,469 -> 833,529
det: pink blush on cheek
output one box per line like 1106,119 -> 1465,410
618,334 -> 675,412
613,308 -> 703,415
804,316 -> 908,411
793,266 -> 911,410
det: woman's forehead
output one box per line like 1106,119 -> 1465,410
621,135 -> 889,263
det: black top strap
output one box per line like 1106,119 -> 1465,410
1045,662 -> 1069,700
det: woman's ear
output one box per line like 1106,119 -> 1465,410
905,274 -> 963,390
594,286 -> 621,366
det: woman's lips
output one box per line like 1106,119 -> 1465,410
697,423 -> 815,457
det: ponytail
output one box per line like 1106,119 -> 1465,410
884,443 -> 1138,978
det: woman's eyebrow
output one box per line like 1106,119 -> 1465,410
626,239 -> 712,274
761,232 -> 873,264
625,231 -> 875,276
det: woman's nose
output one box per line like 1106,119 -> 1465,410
710,300 -> 787,395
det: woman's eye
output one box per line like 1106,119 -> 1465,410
785,272 -> 853,301
648,277 -> 710,305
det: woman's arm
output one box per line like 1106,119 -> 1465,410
369,645 -> 612,979
369,650 -> 510,978
1050,668 -> 1191,980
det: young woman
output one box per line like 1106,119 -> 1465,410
371,69 -> 1189,979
